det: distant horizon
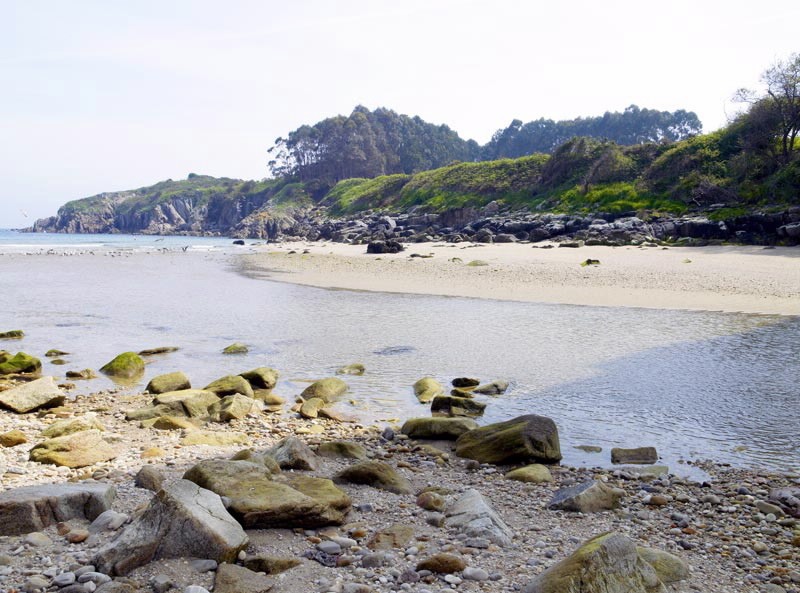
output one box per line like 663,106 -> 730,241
3,0 -> 799,227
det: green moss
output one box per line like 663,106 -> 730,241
99,351 -> 145,379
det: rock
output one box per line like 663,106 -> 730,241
66,528 -> 89,543
209,394 -> 259,422
267,436 -> 319,470
548,480 -> 625,513
24,531 -> 51,546
183,459 -> 350,528
401,417 -> 478,440
334,461 -> 413,494
0,376 -> 65,413
150,415 -> 198,431
89,510 -> 129,533
611,447 -> 658,465
430,395 -> 486,417
135,466 -> 165,492
472,379 -> 509,395
222,342 -> 248,354
317,441 -> 368,460
45,349 -> 68,357
637,547 -> 690,584
769,487 -> 800,518
138,346 -> 179,356
0,483 -> 115,535
145,371 -> 191,394
756,500 -> 785,517
29,429 -> 118,468
299,397 -> 325,418
452,377 -> 480,388
300,377 -> 348,403
0,429 -> 27,447
463,567 -> 489,581
0,329 -> 24,339
575,445 -> 603,453
214,563 -> 274,593
505,464 -> 554,483
254,390 -> 285,405
416,491 -> 446,512
41,414 -> 104,438
239,367 -> 279,390
336,363 -> 365,376
454,414 -> 562,464
153,389 -> 220,418
367,240 -> 404,254
445,489 -> 513,547
204,375 -> 255,399
99,352 -> 145,380
0,351 -> 41,375
367,524 -> 416,550
94,479 -> 248,576
230,449 -> 281,473
413,377 -> 444,403
242,555 -> 301,575
416,553 -> 466,574
65,368 -> 97,380
180,430 -> 249,446
522,532 -> 670,593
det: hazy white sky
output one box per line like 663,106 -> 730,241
2,0 -> 798,228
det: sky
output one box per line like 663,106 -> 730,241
1,0 -> 799,228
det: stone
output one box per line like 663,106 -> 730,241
209,394 -> 259,422
204,375 -> 255,399
138,346 -> 179,356
413,377 -> 443,403
756,500 -> 785,517
53,572 -> 77,586
548,480 -> 625,513
66,528 -> 89,543
94,480 -> 248,576
299,397 -> 325,418
445,489 -> 513,546
151,575 -> 174,593
183,459 -> 350,528
317,441 -> 368,460
41,414 -> 104,438
401,417 -> 478,440
45,348 -> 68,357
239,367 -> 279,390
214,563 -> 274,593
0,329 -> 24,339
0,351 -> 41,375
472,379 -> 509,395
336,363 -> 365,376
452,377 -> 480,388
180,430 -> 249,446
242,555 -> 301,575
222,342 -> 248,354
65,368 -> 97,380
334,461 -> 413,494
367,524 -> 416,550
463,567 -> 489,581
99,352 -> 145,380
301,377 -> 348,403
769,487 -> 800,518
505,464 -> 554,483
0,429 -> 27,447
0,376 -> 65,413
30,429 -> 118,468
153,389 -> 220,418
89,510 -> 129,533
455,414 -> 562,464
151,415 -> 198,431
24,531 -> 51,546
416,553 -> 466,574
417,491 -> 446,512
611,447 -> 658,465
575,444 -> 603,453
637,547 -> 690,584
267,436 -> 319,470
522,533 -> 670,593
230,449 -> 281,473
0,483 -> 115,536
145,371 -> 191,394
135,466 -> 165,492
254,390 -> 285,405
430,395 -> 486,417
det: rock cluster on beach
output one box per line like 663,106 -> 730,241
1,350 -> 799,593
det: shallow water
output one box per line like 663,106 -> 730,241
1,233 -> 798,477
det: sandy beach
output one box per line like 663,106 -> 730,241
241,242 -> 800,316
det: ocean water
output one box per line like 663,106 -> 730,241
1,231 -> 798,477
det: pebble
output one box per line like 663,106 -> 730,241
53,571 -> 77,586
462,567 -> 489,581
24,532 -> 51,547
184,588 -> 210,593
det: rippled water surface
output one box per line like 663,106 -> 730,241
1,234 -> 798,476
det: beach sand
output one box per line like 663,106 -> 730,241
241,242 -> 800,316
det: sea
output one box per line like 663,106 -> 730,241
1,229 -> 798,478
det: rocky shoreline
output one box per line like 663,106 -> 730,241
1,349 -> 799,593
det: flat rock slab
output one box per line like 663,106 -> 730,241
94,479 -> 248,576
0,376 -> 65,413
445,489 -> 513,547
0,483 -> 115,536
214,563 -> 274,593
29,429 -> 118,468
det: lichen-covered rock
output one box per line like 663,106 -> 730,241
41,414 -> 104,438
153,389 -> 220,418
29,429 -> 118,468
455,414 -> 562,464
0,376 -> 65,413
222,342 -> 248,354
299,397 -> 325,418
180,430 -> 249,446
413,377 -> 444,403
145,371 -> 191,394
0,351 -> 41,375
637,547 -> 690,584
138,346 -> 179,356
209,394 -> 259,422
316,441 -> 368,460
416,553 -> 466,574
301,377 -> 348,403
99,352 -> 145,380
334,461 -> 413,495
267,436 -> 318,471
336,363 -> 365,376
204,375 -> 255,399
0,429 -> 27,447
239,367 -> 279,390
548,480 -> 625,513
505,464 -> 554,483
0,330 -> 24,340
472,379 -> 509,395
65,368 -> 97,380
401,417 -> 478,440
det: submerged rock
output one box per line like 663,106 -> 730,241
455,414 -> 562,464
336,363 -> 365,376
138,346 -> 179,356
0,351 -> 41,375
472,379 -> 509,395
0,376 -> 65,413
100,352 -> 145,380
413,377 -> 444,403
65,368 -> 97,380
0,329 -> 24,339
611,446 -> 658,465
222,342 -> 248,354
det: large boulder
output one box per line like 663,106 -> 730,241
239,367 -> 279,390
548,480 -> 625,513
183,459 -> 350,528
522,532 -> 671,593
153,389 -> 220,418
29,429 -> 118,468
445,489 -> 513,546
267,436 -> 318,471
100,352 -> 145,380
334,461 -> 413,495
0,376 -> 65,413
145,371 -> 191,394
401,417 -> 478,440
301,377 -> 348,403
413,377 -> 444,403
0,483 -> 115,536
94,480 -> 248,576
430,395 -> 486,417
204,375 -> 255,399
455,414 -> 562,464
0,351 -> 41,375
